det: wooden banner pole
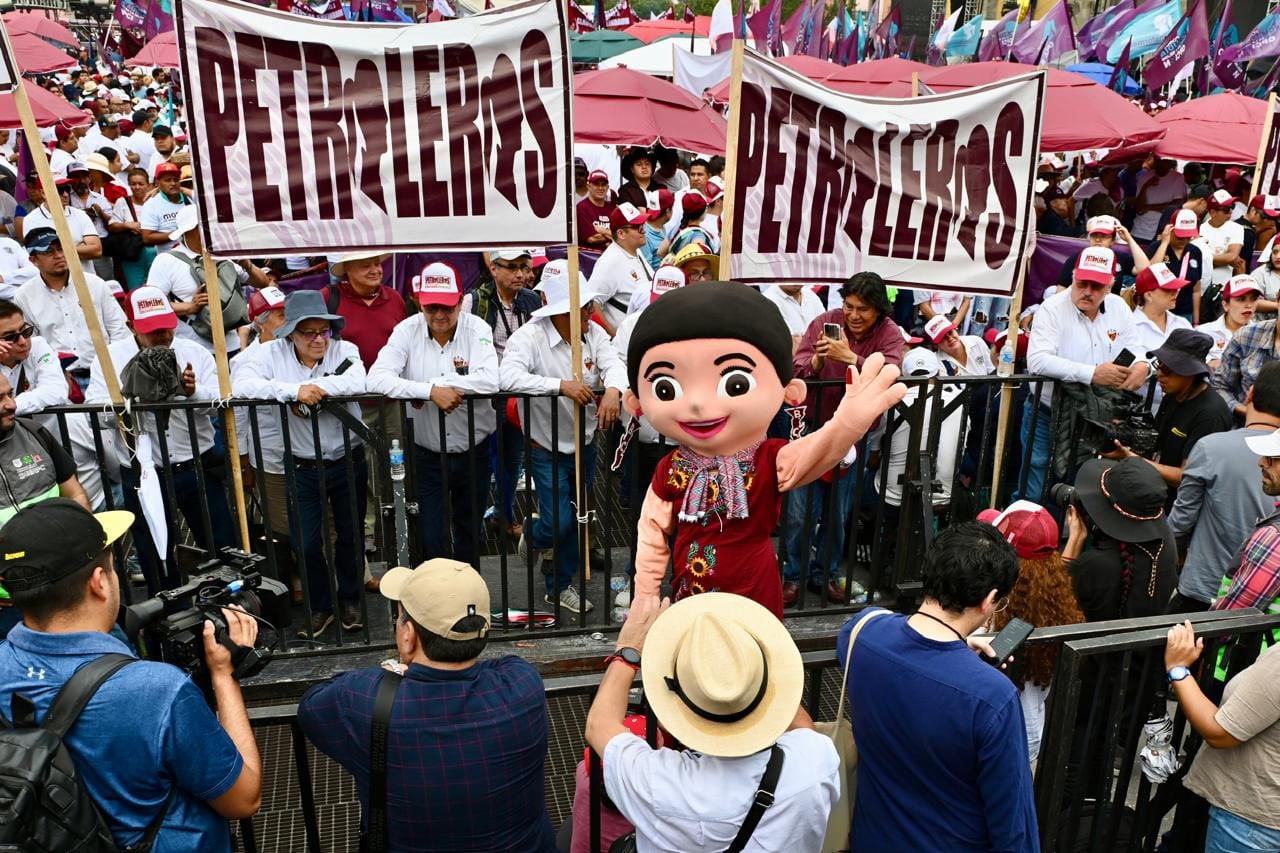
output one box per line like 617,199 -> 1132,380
200,249 -> 252,552
567,243 -> 590,585
1249,92 -> 1277,201
989,257 -> 1029,510
716,38 -> 746,281
12,84 -> 122,405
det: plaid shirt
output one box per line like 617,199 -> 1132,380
1212,319 -> 1280,411
1213,522 -> 1280,613
297,657 -> 557,852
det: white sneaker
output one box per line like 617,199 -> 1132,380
547,585 -> 593,614
614,588 -> 632,608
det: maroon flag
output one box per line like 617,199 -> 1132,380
1144,0 -> 1209,92
875,5 -> 900,55
746,0 -> 781,56
1107,39 -> 1132,92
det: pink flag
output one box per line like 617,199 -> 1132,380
1011,0 -> 1074,64
1144,0 -> 1209,92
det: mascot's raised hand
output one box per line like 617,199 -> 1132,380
623,281 -> 906,618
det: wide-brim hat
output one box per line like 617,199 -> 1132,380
1149,328 -> 1213,378
621,146 -> 655,178
668,242 -> 719,277
277,289 -> 346,340
641,593 -> 802,758
1075,457 -> 1168,542
331,251 -> 390,278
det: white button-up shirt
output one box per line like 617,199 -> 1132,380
589,242 -> 653,331
368,313 -> 499,453
764,286 -> 826,337
1028,289 -> 1143,405
0,335 -> 69,418
232,337 -> 366,461
499,317 -> 627,454
21,205 -> 96,248
614,308 -> 663,445
231,339 -> 286,475
68,190 -> 118,238
940,335 -> 996,377
148,248 -> 247,355
85,336 -> 218,465
14,273 -> 129,370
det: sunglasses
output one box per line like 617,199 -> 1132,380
422,304 -> 456,314
294,328 -> 333,341
0,324 -> 34,344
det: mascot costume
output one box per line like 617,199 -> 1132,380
624,281 -> 906,618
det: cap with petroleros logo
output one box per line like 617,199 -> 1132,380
901,347 -> 940,378
1134,262 -> 1190,296
976,500 -> 1059,559
412,261 -> 462,306
129,285 -> 178,334
1208,189 -> 1237,210
248,286 -> 287,321
650,189 -> 675,213
380,558 -> 491,639
1172,209 -> 1200,238
1073,246 -> 1117,284
587,169 -> 609,184
609,202 -> 652,231
1086,215 -> 1118,236
1252,194 -> 1280,217
649,265 -> 685,303
924,314 -> 956,344
1223,274 -> 1264,299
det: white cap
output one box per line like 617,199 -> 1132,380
649,265 -> 685,303
1086,215 -> 1118,235
1246,427 -> 1280,457
1173,209 -> 1200,237
411,261 -> 461,306
168,205 -> 199,242
902,348 -> 940,378
532,259 -> 595,317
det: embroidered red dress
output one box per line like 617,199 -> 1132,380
650,438 -> 787,619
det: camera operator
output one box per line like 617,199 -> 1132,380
1060,457 -> 1178,621
0,499 -> 262,850
1103,330 -> 1231,497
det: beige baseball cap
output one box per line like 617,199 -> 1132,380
380,559 -> 490,639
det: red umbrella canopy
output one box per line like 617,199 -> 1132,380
10,31 -> 76,74
624,16 -> 712,44
1153,93 -> 1268,164
826,56 -> 930,85
129,30 -> 179,69
574,66 -> 727,153
921,61 -> 1164,154
0,80 -> 92,129
706,55 -> 844,102
2,11 -> 78,48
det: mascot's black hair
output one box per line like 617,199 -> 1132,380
626,281 -> 794,393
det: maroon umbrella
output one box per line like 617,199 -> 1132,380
0,80 -> 93,129
1152,93 -> 1267,165
2,11 -> 78,48
921,62 -> 1165,154
129,31 -> 179,69
574,67 -> 727,153
10,32 -> 76,75
706,54 -> 849,103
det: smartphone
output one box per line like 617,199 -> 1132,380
824,323 -> 841,340
1113,348 -> 1137,368
986,618 -> 1034,666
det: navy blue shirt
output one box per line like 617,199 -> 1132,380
838,610 -> 1039,853
0,625 -> 244,852
298,656 -> 557,853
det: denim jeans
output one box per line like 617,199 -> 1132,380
967,295 -> 1011,338
491,419 -> 524,524
289,451 -> 368,615
782,472 -> 856,585
1206,806 -> 1280,852
121,453 -> 236,590
528,444 -> 596,598
414,438 -> 490,567
1013,397 -> 1052,504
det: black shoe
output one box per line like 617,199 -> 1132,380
298,611 -> 334,639
340,604 -> 363,632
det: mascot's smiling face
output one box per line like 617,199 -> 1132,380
625,338 -> 806,457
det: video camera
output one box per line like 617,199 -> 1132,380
124,548 -> 291,681
1076,393 -> 1159,460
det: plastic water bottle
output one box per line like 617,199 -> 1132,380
997,343 -> 1016,378
389,439 -> 405,482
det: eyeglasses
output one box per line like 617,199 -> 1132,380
494,262 -> 532,273
422,304 -> 456,314
685,268 -> 712,282
993,596 -> 1010,615
294,328 -> 333,341
0,324 -> 35,344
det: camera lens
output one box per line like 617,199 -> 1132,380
1049,483 -> 1076,509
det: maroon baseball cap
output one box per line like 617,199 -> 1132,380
154,162 -> 180,178
682,192 -> 708,216
652,189 -> 675,213
977,501 -> 1059,559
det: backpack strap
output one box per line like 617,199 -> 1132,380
324,285 -> 341,315
42,653 -> 136,739
124,788 -> 177,853
723,744 -> 785,853
364,671 -> 402,853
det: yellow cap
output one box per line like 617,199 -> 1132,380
380,559 -> 490,639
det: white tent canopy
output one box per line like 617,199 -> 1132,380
598,36 -> 711,77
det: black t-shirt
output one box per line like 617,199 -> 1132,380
1070,530 -> 1178,622
1234,216 -> 1258,272
1039,209 -> 1082,238
1147,240 -> 1205,318
1153,383 -> 1232,468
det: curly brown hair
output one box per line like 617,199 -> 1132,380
990,553 -> 1085,689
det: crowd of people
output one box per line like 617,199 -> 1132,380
0,49 -> 1275,853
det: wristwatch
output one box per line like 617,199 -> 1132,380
605,646 -> 641,671
1167,665 -> 1191,683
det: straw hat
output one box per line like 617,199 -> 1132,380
331,251 -> 390,278
641,593 -> 802,758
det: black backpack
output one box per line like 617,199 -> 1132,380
0,653 -> 173,852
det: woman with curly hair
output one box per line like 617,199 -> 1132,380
980,501 -> 1086,762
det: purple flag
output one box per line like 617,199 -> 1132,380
746,0 -> 781,55
875,5 -> 900,56
113,0 -> 147,39
1107,39 -> 1132,92
1093,0 -> 1162,65
781,0 -> 812,52
1253,54 -> 1280,97
1210,0 -> 1246,89
143,0 -> 173,39
1144,0 -> 1208,91
1076,0 -> 1133,62
978,9 -> 1019,62
1011,0 -> 1074,64
1221,12 -> 1280,64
